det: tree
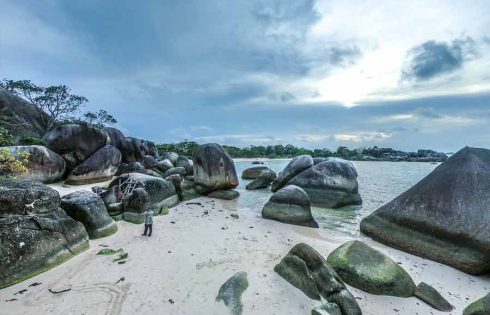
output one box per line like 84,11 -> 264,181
0,149 -> 29,178
1,79 -> 88,132
82,110 -> 117,127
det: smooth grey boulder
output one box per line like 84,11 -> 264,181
107,202 -> 123,216
241,166 -> 269,179
262,185 -> 318,228
327,240 -> 416,297
0,179 -> 89,289
288,159 -> 362,208
360,147 -> 490,274
414,282 -> 453,312
216,272 -> 249,315
119,137 -> 158,163
66,145 -> 121,185
275,243 -> 362,315
0,87 -> 49,142
313,157 -> 328,165
4,145 -> 66,183
117,161 -> 145,175
271,155 -> 314,192
165,174 -> 182,198
142,155 -> 159,169
44,124 -> 109,171
104,127 -> 125,149
180,179 -> 200,201
246,169 -> 277,190
463,293 -> 490,315
60,191 -> 118,239
162,152 -> 179,165
192,143 -> 238,194
122,188 -> 149,224
207,189 -> 240,200
156,159 -> 174,172
176,155 -> 193,175
162,167 -> 186,178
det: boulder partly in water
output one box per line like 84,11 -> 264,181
360,147 -> 490,274
271,155 -> 313,192
246,169 -> 277,190
287,159 -> 362,208
262,185 -> 318,228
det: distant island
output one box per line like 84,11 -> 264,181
156,141 -> 448,162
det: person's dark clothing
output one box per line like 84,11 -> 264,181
143,223 -> 152,236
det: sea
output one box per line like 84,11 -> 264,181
233,160 -> 438,236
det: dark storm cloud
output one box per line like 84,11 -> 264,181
402,37 -> 476,81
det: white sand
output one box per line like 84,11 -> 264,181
1,196 -> 489,315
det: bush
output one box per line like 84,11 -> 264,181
20,136 -> 45,146
0,127 -> 14,146
0,149 -> 29,178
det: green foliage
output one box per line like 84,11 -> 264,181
0,149 -> 29,178
19,136 -> 45,146
81,109 -> 117,127
0,127 -> 15,146
156,140 -> 200,157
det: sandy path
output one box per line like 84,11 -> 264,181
1,196 -> 488,315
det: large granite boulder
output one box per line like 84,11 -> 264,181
464,293 -> 490,315
3,145 -> 66,183
44,124 -> 109,170
0,179 -> 89,288
327,240 -> 416,297
175,155 -> 193,175
142,155 -> 159,169
242,166 -> 269,179
271,155 -> 314,192
360,147 -> 490,274
122,188 -> 149,224
162,152 -> 179,165
262,185 -> 318,228
192,143 -> 239,194
60,191 -> 117,239
104,127 -> 125,149
108,173 -> 178,213
0,87 -> 49,143
288,159 -> 362,208
162,167 -> 186,178
66,145 -> 121,185
246,169 -> 277,190
156,159 -> 173,172
119,137 -> 158,163
116,161 -> 145,175
275,243 -> 362,315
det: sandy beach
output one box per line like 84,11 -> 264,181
1,194 -> 488,315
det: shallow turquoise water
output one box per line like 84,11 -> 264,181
234,160 -> 438,236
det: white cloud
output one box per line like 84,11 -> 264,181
334,132 -> 392,143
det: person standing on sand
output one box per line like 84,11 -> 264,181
142,204 -> 154,237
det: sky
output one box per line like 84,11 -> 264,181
1,0 -> 489,152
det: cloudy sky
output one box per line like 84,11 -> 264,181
1,0 -> 489,152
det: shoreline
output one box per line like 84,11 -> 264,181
1,194 -> 488,315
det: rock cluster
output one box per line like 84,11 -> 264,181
271,155 -> 361,208
275,243 -> 362,315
